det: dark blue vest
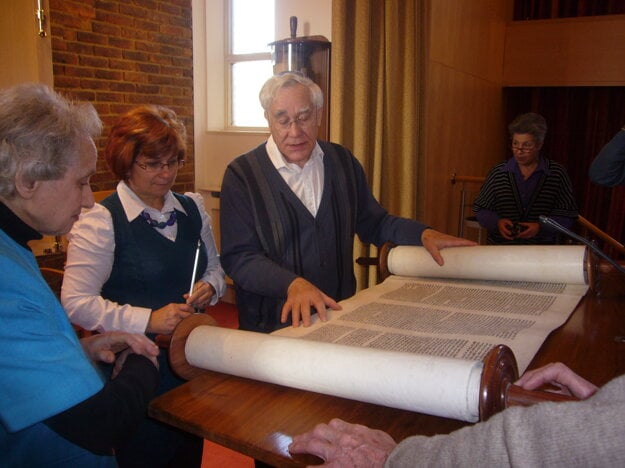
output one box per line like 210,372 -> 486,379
100,192 -> 208,311
100,192 -> 208,394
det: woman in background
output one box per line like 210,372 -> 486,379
473,113 -> 578,244
62,105 -> 225,467
0,82 -> 160,468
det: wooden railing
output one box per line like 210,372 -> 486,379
576,215 -> 625,258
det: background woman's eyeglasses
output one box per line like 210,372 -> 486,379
135,159 -> 185,172
511,143 -> 537,152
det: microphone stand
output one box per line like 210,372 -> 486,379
539,215 -> 625,276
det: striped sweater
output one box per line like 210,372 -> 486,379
473,158 -> 578,244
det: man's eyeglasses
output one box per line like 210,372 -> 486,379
273,112 -> 315,131
511,143 -> 537,153
135,159 -> 185,172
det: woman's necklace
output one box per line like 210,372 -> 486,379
141,210 -> 177,229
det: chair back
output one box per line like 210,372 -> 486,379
40,267 -> 64,299
39,267 -> 92,338
93,189 -> 115,203
451,173 -> 487,243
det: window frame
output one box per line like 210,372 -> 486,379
223,0 -> 273,131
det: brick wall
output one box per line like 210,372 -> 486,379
49,0 -> 195,193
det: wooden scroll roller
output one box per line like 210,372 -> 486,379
585,250 -> 625,296
154,312 -> 215,349
379,241 -> 625,295
379,242 -> 591,286
169,314 -> 576,423
169,313 -> 218,381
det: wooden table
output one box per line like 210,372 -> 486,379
149,274 -> 625,467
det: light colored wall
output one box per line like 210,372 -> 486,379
276,0 -> 332,39
421,0 -> 513,236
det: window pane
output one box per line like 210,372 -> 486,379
232,0 -> 274,54
231,61 -> 273,127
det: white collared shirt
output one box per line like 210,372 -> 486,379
61,180 -> 226,334
117,180 -> 184,242
266,135 -> 325,217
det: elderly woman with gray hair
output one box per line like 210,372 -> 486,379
0,83 -> 160,467
473,112 -> 578,244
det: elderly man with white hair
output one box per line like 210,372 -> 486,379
220,72 -> 475,334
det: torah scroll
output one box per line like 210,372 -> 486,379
179,245 -> 588,423
184,324 -> 487,422
387,245 -> 587,284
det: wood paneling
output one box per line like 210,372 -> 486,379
0,0 -> 53,88
429,0 -> 508,83
504,15 -> 625,86
423,64 -> 505,234
421,0 -> 512,235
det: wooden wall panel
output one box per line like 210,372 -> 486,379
421,0 -> 512,235
423,63 -> 505,234
429,0 -> 508,83
504,15 -> 625,86
0,0 -> 53,88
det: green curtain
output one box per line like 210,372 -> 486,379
330,0 -> 426,288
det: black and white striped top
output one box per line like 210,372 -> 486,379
473,158 -> 578,244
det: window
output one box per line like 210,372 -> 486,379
227,0 -> 275,129
197,0 -> 331,133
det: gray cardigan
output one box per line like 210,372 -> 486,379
386,373 -> 625,467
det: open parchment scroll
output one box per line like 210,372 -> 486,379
183,245 -> 589,422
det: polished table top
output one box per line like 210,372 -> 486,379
149,275 -> 625,467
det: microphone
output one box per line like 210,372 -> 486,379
538,215 -> 625,275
